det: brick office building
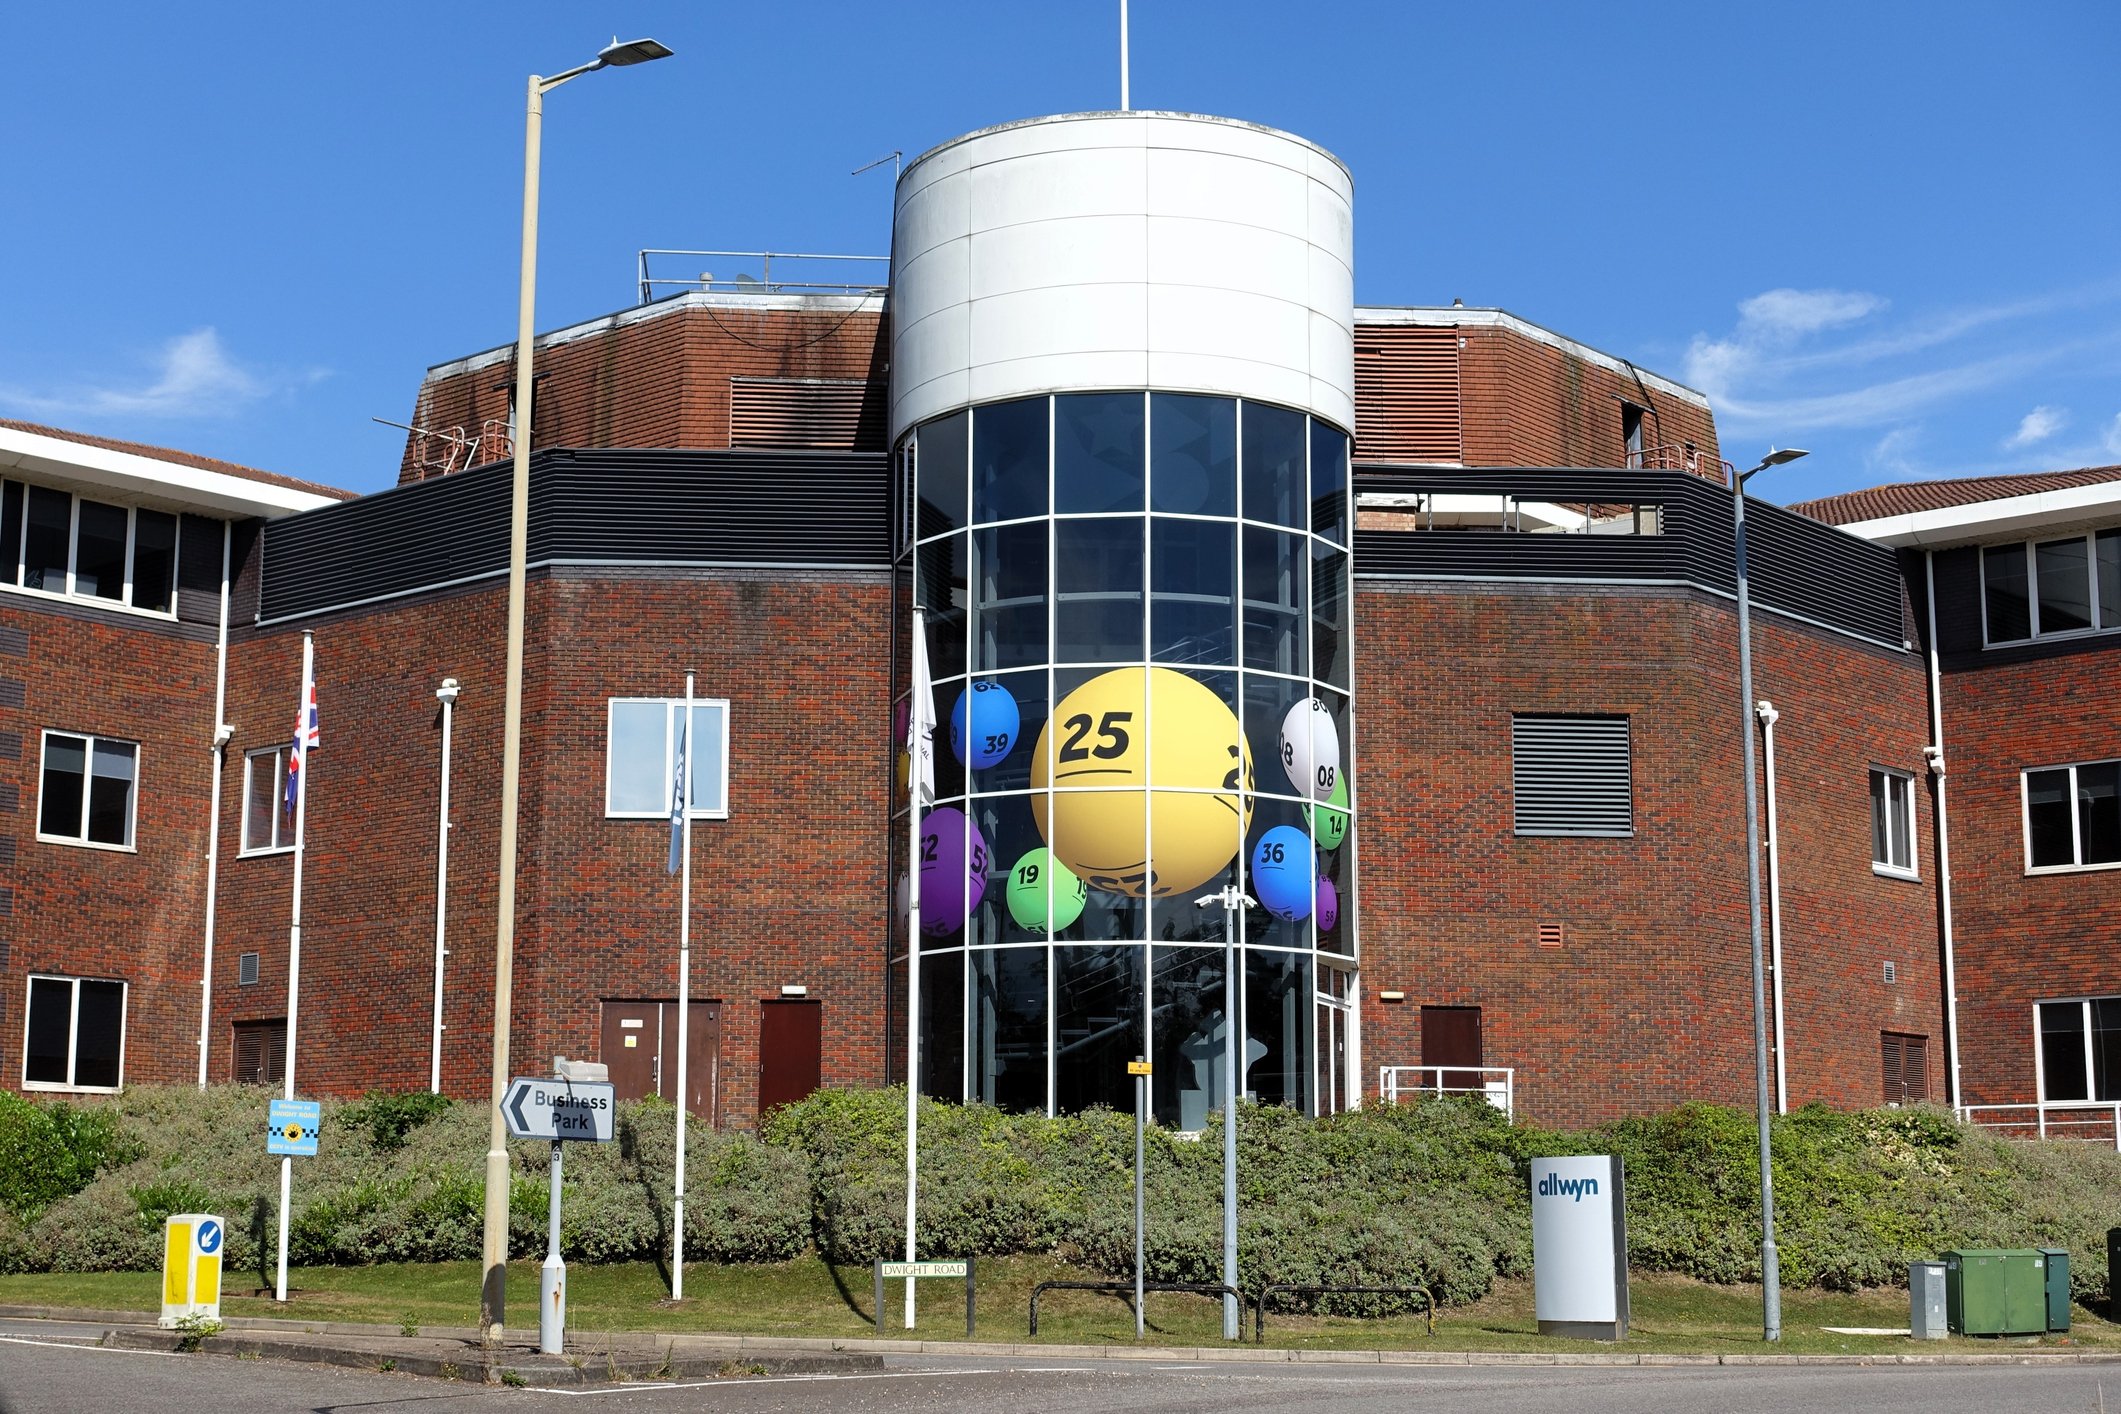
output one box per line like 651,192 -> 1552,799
0,110 -> 1984,1130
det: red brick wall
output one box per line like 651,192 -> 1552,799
1455,324 -> 1722,472
1352,580 -> 1938,1125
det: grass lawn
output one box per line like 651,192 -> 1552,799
1,1258 -> 2113,1356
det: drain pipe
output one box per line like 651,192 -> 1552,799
1758,700 -> 1788,1113
196,522 -> 233,1088
1924,552 -> 1964,1106
430,678 -> 460,1093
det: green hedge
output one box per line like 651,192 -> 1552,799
5,1085 -> 2119,1310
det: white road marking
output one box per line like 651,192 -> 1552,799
0,1334 -> 186,1358
530,1367 -> 1006,1396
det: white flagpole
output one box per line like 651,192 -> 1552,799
904,607 -> 937,1328
1120,0 -> 1130,111
673,673 -> 695,1301
276,630 -> 315,1304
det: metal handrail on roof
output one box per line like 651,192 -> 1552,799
636,249 -> 889,304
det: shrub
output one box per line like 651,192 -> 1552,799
336,1091 -> 452,1153
0,1093 -> 130,1222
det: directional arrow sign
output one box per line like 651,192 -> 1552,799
502,1077 -> 616,1143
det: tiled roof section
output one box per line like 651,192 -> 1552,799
0,418 -> 354,500
1791,466 -> 2121,526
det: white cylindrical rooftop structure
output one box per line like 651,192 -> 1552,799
888,111 -> 1354,444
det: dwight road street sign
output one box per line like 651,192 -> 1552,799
502,1077 -> 616,1143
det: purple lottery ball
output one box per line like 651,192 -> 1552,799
918,806 -> 989,934
1315,875 -> 1340,932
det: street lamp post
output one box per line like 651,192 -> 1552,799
1732,445 -> 1807,1344
481,35 -> 672,1346
1196,884 -> 1253,1341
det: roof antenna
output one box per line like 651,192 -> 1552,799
852,151 -> 902,183
1120,0 -> 1131,111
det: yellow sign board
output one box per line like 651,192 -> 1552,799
159,1213 -> 224,1327
1126,1060 -> 1153,1076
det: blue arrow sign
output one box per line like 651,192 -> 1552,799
197,1219 -> 223,1255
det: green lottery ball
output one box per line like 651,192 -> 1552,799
1005,848 -> 1087,934
1309,771 -> 1350,851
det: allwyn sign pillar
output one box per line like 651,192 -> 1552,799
1529,1154 -> 1629,1340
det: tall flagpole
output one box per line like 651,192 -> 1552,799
904,606 -> 932,1329
672,673 -> 696,1300
1120,0 -> 1130,111
276,630 -> 315,1303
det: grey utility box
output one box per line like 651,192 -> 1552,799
1910,1261 -> 1948,1339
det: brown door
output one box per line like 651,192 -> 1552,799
601,1000 -> 719,1123
1421,1005 -> 1483,1081
601,1001 -> 661,1101
758,1001 -> 823,1115
659,1001 -> 721,1125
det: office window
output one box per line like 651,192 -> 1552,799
0,478 -> 181,614
1984,530 -> 2121,645
1870,768 -> 1917,876
232,1019 -> 288,1087
1512,714 -> 1632,837
23,975 -> 126,1090
1881,1032 -> 1929,1105
2036,998 -> 2121,1103
38,731 -> 138,848
2024,760 -> 2121,871
606,698 -> 730,818
242,745 -> 295,853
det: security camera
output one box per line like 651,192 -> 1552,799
436,678 -> 461,705
1924,745 -> 1946,776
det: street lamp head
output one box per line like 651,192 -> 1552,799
597,36 -> 673,67
1760,447 -> 1809,469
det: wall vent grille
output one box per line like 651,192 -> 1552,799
1512,714 -> 1633,837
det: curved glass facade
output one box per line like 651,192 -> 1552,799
892,391 -> 1355,1124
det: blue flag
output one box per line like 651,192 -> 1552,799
666,709 -> 688,875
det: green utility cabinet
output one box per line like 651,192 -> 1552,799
2039,1248 -> 2071,1332
1944,1249 -> 2048,1336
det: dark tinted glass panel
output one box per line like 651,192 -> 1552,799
2041,1001 -> 2088,1101
971,948 -> 1047,1112
1240,403 -> 1305,529
968,791 -> 1044,943
916,412 -> 967,539
1245,948 -> 1310,1110
1310,421 -> 1348,544
73,980 -> 124,1088
0,481 -> 20,583
1984,544 -> 2030,642
919,952 -> 965,1102
1150,516 -> 1236,665
133,509 -> 177,612
1150,394 -> 1234,517
2036,537 -> 2093,633
885,959 -> 907,1085
73,500 -> 126,601
1241,527 -> 1306,674
1054,944 -> 1141,1113
87,740 -> 135,847
2026,768 -> 2074,867
1054,394 -> 1144,514
1240,795 -> 1313,950
970,521 -> 1048,671
972,398 -> 1049,525
1311,545 -> 1350,688
1150,945 -> 1229,1128
24,486 -> 70,592
24,977 -> 72,1085
914,534 -> 968,681
39,733 -> 85,838
2101,531 -> 2121,629
1054,518 -> 1143,663
965,673 -> 1048,799
2095,999 -> 2121,1103
2078,762 -> 2121,866
1870,772 -> 1891,863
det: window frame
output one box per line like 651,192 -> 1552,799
604,697 -> 732,820
1981,530 -> 2121,647
21,974 -> 128,1093
1869,766 -> 1919,879
36,729 -> 140,852
0,478 -> 182,619
2033,995 -> 2121,1105
2021,759 -> 2121,874
240,744 -> 295,855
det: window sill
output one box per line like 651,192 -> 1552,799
239,845 -> 296,859
606,810 -> 730,822
22,1079 -> 122,1094
1872,864 -> 1921,881
2025,859 -> 2121,877
1985,624 -> 2119,650
0,580 -> 177,621
36,833 -> 137,854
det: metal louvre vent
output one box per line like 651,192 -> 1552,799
1512,714 -> 1633,837
729,377 -> 883,451
239,952 -> 259,986
1353,325 -> 1462,464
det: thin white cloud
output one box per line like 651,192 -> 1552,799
0,328 -> 317,420
1738,288 -> 1886,338
2005,405 -> 2067,449
2104,413 -> 2121,458
1863,426 -> 1924,480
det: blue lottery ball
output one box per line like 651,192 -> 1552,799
950,680 -> 1021,770
1251,825 -> 1315,921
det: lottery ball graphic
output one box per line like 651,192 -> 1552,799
1309,771 -> 1350,850
1005,847 -> 1087,933
1315,874 -> 1340,932
1251,824 -> 1315,921
917,806 -> 989,933
1279,697 -> 1342,801
950,680 -> 1021,770
1031,667 -> 1252,897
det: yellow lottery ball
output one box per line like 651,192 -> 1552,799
1031,667 -> 1252,897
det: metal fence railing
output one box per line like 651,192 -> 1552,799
636,249 -> 888,305
1957,1101 -> 2121,1151
1377,1066 -> 1514,1119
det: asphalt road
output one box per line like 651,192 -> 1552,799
2,1321 -> 2117,1413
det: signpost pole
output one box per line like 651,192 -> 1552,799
540,1139 -> 565,1354
1134,1055 -> 1146,1340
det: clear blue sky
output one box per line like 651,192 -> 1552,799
2,2 -> 2115,505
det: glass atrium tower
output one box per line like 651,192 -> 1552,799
888,113 -> 1358,1124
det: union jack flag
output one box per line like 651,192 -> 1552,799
285,678 -> 319,820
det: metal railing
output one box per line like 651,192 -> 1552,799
1377,1066 -> 1514,1119
1957,1101 -> 2121,1151
636,249 -> 888,304
1028,1280 -> 1249,1339
1627,444 -> 1734,481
